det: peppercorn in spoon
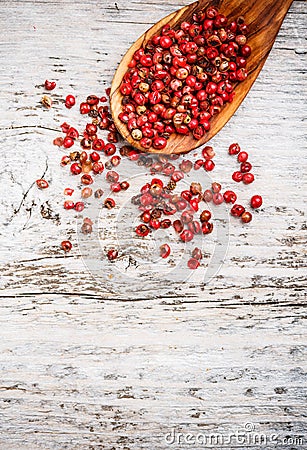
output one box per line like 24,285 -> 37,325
110,0 -> 293,154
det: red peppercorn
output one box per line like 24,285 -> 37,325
110,182 -> 122,193
120,181 -> 130,191
223,190 -> 237,204
36,179 -> 49,189
187,258 -> 200,270
64,188 -> 74,196
241,44 -> 251,57
90,151 -> 100,162
135,224 -> 150,237
111,155 -> 121,167
153,136 -> 167,150
80,102 -> 91,114
202,222 -> 214,234
75,202 -> 85,212
250,195 -> 262,209
86,123 -> 97,135
181,210 -> 194,224
241,211 -> 252,223
228,143 -> 241,155
150,219 -> 161,230
237,151 -> 248,163
87,95 -> 99,105
160,35 -> 173,48
203,190 -> 213,203
65,94 -> 76,109
64,200 -> 75,210
81,174 -> 93,185
212,193 -> 224,205
211,182 -> 221,193
70,163 -> 82,175
240,161 -> 252,173
53,137 -> 64,147
63,136 -> 74,149
232,171 -> 243,182
181,190 -> 192,202
161,219 -> 172,229
194,159 -> 204,170
106,171 -> 119,183
92,162 -> 104,174
192,247 -> 203,260
173,219 -> 184,233
104,143 -> 116,157
92,139 -> 105,152
61,240 -> 72,252
160,244 -> 171,259
104,198 -> 116,209
200,210 -> 211,222
202,146 -> 215,160
61,155 -> 71,166
242,173 -> 254,184
180,229 -> 194,242
204,160 -> 215,171
107,248 -> 118,261
188,220 -> 201,234
81,187 -> 92,198
67,127 -> 79,140
231,204 -> 245,217
140,211 -> 151,223
44,80 -> 56,90
190,198 -> 199,212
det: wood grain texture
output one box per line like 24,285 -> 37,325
110,0 -> 294,154
0,1 -> 306,449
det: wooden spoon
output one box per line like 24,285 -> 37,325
110,0 -> 293,154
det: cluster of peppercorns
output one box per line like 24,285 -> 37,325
118,6 -> 251,149
229,142 -> 254,184
36,80 -> 262,270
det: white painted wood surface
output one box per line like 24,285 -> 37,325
0,1 -> 306,448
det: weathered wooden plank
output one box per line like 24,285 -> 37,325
0,0 -> 306,448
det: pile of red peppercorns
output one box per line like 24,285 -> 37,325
118,6 -> 251,150
37,77 -> 262,271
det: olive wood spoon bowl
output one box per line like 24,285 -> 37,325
110,0 -> 293,154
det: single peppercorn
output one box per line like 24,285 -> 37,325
231,204 -> 245,217
237,151 -> 248,163
232,171 -> 243,182
107,248 -> 119,261
240,161 -> 252,173
242,173 -> 254,184
61,240 -> 72,252
75,201 -> 85,212
223,190 -> 237,204
65,94 -> 76,109
250,195 -> 263,209
204,160 -> 215,171
44,80 -> 56,90
64,187 -> 74,196
241,211 -> 252,223
228,143 -> 241,155
187,258 -> 200,270
135,224 -> 150,237
94,189 -> 104,199
192,247 -> 203,260
104,198 -> 116,209
160,244 -> 171,259
36,179 -> 49,189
